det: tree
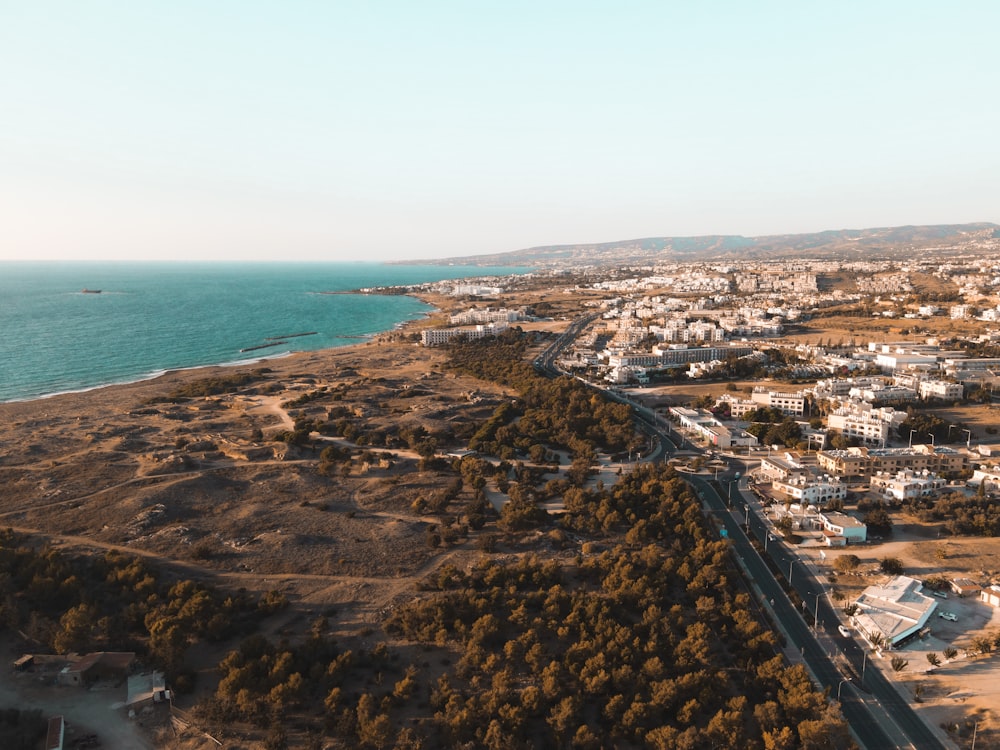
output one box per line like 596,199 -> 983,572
943,647 -> 958,661
863,506 -> 893,536
926,653 -> 940,668
833,554 -> 861,573
879,557 -> 904,575
890,656 -> 908,673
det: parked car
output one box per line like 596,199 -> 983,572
838,625 -> 851,637
938,611 -> 958,621
932,591 -> 948,599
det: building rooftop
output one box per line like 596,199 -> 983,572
854,575 -> 937,646
822,511 -> 865,528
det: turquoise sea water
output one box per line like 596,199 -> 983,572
0,262 -> 527,403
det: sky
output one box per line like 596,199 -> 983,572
1,1 -> 998,263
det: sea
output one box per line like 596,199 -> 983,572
0,262 -> 529,403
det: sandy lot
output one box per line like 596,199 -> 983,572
798,531 -> 1000,748
0,648 -> 156,749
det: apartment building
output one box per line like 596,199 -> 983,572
918,379 -> 964,401
870,470 -> 947,500
772,475 -> 847,505
817,445 -> 968,479
448,307 -> 523,325
826,409 -> 890,445
751,387 -> 805,416
715,393 -> 759,419
421,322 -> 509,346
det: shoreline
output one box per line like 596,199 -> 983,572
1,293 -> 442,407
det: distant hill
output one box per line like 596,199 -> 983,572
416,223 -> 1000,267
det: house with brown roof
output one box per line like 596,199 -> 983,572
57,652 -> 135,687
950,578 -> 981,597
44,716 -> 64,750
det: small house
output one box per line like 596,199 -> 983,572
980,585 -> 1000,608
57,652 -> 135,687
950,578 -> 981,597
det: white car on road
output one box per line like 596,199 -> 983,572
938,611 -> 958,621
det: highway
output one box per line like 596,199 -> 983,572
689,473 -> 949,749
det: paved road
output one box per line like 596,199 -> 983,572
533,314 -> 950,748
689,472 -> 949,750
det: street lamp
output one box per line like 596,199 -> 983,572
929,433 -> 935,447
837,678 -> 852,700
948,424 -> 955,442
908,429 -> 916,448
788,560 -> 794,585
963,428 -> 972,449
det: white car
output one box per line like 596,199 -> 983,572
838,625 -> 851,637
938,611 -> 958,622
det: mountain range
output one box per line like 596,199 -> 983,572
421,222 -> 1000,267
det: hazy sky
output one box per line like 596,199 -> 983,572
2,2 -> 998,263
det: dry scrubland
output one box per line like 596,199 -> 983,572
0,339 -> 523,744
0,339 -> 510,584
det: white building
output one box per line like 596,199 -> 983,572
870,469 -> 946,501
981,585 -> 1000,608
715,393 -> 759,419
820,511 -> 867,543
969,466 -> 1000,492
751,388 -> 806,416
420,322 -> 509,346
759,454 -> 809,482
669,407 -> 758,450
853,576 -> 937,649
449,307 -> 523,325
849,384 -> 918,405
918,380 -> 964,401
826,409 -> 891,445
772,475 -> 847,506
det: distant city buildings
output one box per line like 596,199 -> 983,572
420,322 -> 509,346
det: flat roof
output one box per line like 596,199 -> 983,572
822,511 -> 865,528
855,576 -> 937,645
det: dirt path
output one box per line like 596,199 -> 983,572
242,394 -> 295,432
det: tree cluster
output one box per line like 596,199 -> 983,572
0,708 -> 46,750
150,369 -> 270,402
380,464 -> 850,749
901,491 -> 1000,536
0,531 -> 271,684
747,417 -> 802,449
448,331 -> 640,460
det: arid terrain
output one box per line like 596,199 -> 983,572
5,289 -> 1000,749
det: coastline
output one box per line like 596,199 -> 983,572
0,292 -> 442,407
